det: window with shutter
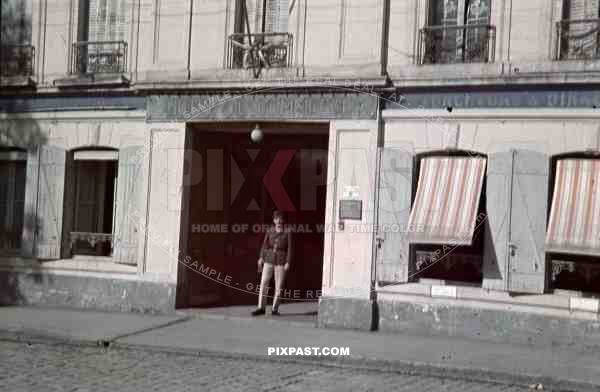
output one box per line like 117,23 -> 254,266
228,0 -> 294,72
88,0 -> 128,42
0,0 -> 29,45
68,156 -> 117,257
264,0 -> 290,33
0,157 -> 26,253
559,0 -> 600,59
422,0 -> 492,64
1,0 -> 34,77
74,0 -> 128,73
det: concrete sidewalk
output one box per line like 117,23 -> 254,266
0,306 -> 598,392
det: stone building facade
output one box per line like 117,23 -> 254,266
1,0 -> 600,342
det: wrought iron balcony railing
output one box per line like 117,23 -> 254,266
226,33 -> 293,70
0,44 -> 35,78
556,18 -> 600,60
70,41 -> 128,74
417,24 -> 496,65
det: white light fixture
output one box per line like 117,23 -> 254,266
250,124 -> 264,143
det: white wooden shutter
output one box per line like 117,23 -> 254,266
507,150 -> 549,294
430,0 -> 460,62
565,0 -> 600,58
376,147 -> 413,284
0,0 -> 29,45
21,148 -> 39,257
466,1 -> 491,52
567,0 -> 600,19
88,0 -> 128,42
466,0 -> 491,24
35,146 -> 66,259
265,0 -> 289,33
13,162 -> 26,250
482,151 -> 512,291
113,146 -> 143,265
60,153 -> 76,258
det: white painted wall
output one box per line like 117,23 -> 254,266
25,0 -> 386,85
144,122 -> 186,282
322,120 -> 378,299
382,108 -> 600,293
0,112 -> 182,283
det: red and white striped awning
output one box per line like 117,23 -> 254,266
546,159 -> 600,256
407,156 -> 487,245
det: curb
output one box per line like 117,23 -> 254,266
0,330 -> 597,392
174,310 -> 317,328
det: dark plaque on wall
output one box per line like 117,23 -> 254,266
339,200 -> 363,220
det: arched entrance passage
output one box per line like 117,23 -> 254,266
177,122 -> 329,309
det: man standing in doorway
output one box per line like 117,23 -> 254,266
252,210 -> 293,316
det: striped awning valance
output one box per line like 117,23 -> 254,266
546,158 -> 600,256
407,156 -> 487,245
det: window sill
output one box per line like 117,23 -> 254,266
53,73 -> 130,89
376,282 -> 600,315
0,76 -> 36,88
0,256 -> 137,275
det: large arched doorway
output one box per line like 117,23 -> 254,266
177,122 -> 329,311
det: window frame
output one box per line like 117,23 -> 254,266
408,149 -> 488,285
0,147 -> 27,254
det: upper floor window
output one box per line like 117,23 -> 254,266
227,0 -> 294,73
418,0 -> 495,64
556,0 -> 600,60
72,0 -> 128,74
0,0 -> 34,78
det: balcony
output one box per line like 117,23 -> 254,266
55,41 -> 129,88
70,40 -> 128,74
556,19 -> 600,60
0,44 -> 35,86
417,24 -> 496,65
226,33 -> 293,75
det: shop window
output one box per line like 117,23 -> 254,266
546,154 -> 600,293
0,149 -> 27,253
408,151 -> 487,284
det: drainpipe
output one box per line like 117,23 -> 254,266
370,95 -> 385,331
379,0 -> 391,78
186,0 -> 194,80
506,0 -> 513,70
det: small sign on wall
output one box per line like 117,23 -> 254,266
343,185 -> 360,200
339,185 -> 362,222
339,200 -> 363,220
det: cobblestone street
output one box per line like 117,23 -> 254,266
0,341 -> 530,392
